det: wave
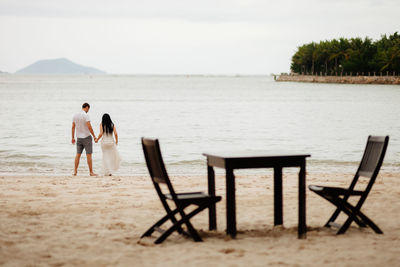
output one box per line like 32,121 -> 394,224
0,152 -> 50,160
308,159 -> 359,166
166,159 -> 206,166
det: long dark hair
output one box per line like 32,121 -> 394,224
102,113 -> 114,134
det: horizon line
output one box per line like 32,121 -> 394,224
1,73 -> 277,76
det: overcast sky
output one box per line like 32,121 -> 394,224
0,0 -> 399,74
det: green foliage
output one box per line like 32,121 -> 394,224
290,33 -> 400,75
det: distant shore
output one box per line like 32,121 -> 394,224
276,74 -> 400,85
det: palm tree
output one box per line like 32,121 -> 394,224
328,38 -> 351,73
289,33 -> 398,75
374,32 -> 400,72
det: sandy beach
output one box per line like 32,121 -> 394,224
1,171 -> 399,266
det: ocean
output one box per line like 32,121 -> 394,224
0,74 -> 399,176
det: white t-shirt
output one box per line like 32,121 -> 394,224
73,110 -> 91,138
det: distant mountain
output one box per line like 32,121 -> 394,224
16,58 -> 106,74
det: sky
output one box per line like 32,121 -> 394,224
0,0 -> 399,74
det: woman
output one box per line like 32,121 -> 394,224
97,113 -> 121,176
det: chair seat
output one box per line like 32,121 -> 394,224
309,185 -> 363,196
165,192 -> 221,203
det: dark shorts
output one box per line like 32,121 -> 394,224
77,136 -> 93,154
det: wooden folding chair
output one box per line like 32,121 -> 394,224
141,137 -> 221,244
309,135 -> 389,234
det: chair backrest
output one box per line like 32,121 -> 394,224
142,137 -> 177,199
350,136 -> 389,198
357,136 -> 389,178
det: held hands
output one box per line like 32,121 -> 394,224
94,137 -> 99,143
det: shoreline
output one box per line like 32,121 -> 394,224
1,172 -> 400,266
276,74 -> 400,84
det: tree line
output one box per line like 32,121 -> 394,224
290,32 -> 400,75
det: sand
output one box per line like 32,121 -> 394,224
1,171 -> 400,266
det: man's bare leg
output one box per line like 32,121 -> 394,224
74,153 -> 82,176
86,154 -> 97,176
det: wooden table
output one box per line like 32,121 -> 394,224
203,151 -> 311,239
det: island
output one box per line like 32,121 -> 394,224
15,58 -> 106,75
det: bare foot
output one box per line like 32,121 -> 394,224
90,173 -> 98,176
73,172 -> 77,176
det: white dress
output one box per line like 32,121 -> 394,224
101,133 -> 121,175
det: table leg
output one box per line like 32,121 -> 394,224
298,160 -> 307,239
226,168 -> 236,237
207,165 -> 217,230
274,167 -> 283,225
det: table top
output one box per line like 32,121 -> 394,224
203,150 -> 311,169
203,150 -> 311,159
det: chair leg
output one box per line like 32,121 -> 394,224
322,196 -> 367,228
331,203 -> 382,234
336,211 -> 368,234
163,203 -> 190,235
183,219 -> 202,242
155,204 -> 210,244
339,203 -> 367,228
141,205 -> 189,238
312,191 -> 343,228
341,209 -> 383,234
336,216 -> 353,234
141,209 -> 179,238
324,207 -> 342,228
359,216 -> 383,234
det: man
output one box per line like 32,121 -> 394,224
71,102 -> 97,176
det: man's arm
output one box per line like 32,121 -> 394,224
71,122 -> 76,144
87,121 -> 97,141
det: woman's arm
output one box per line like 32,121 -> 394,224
97,123 -> 103,141
113,125 -> 118,145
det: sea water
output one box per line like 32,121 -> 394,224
0,74 -> 399,176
